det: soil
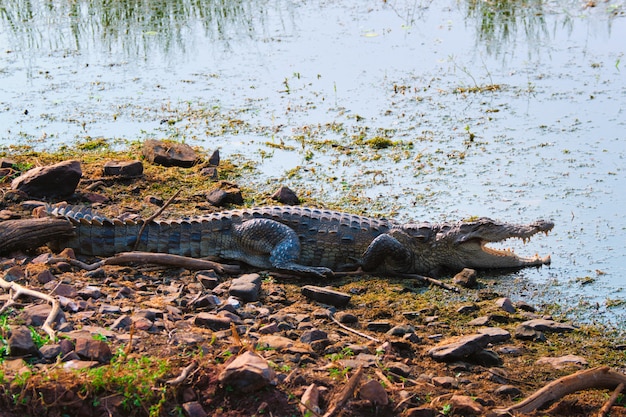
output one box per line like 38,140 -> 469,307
0,154 -> 625,417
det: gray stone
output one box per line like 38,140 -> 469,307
428,333 -> 490,362
3,266 -> 24,282
519,318 -> 576,333
495,297 -> 516,313
206,181 -> 244,206
39,344 -> 62,360
432,376 -> 458,388
477,327 -> 511,344
11,160 -> 82,198
536,355 -> 588,369
367,321 -> 392,333
20,304 -> 66,327
468,349 -> 502,366
229,273 -> 262,302
467,316 -> 491,326
218,351 -> 275,393
300,328 -> 328,344
301,285 -> 351,307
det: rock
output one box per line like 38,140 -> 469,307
468,349 -> 502,366
74,337 -> 113,363
457,304 -> 478,314
142,139 -> 199,168
336,312 -> 358,323
477,327 -> 511,344
3,266 -> 25,282
63,360 -> 100,370
515,301 -> 537,312
208,149 -> 220,166
497,345 -> 524,356
111,315 -> 132,330
196,270 -> 219,289
428,333 -> 490,362
301,285 -> 351,307
387,324 -> 415,337
103,160 -> 144,177
256,335 -> 295,351
300,329 -> 328,344
432,376 -> 458,388
218,351 -> 275,393
11,160 -> 82,197
20,304 -> 66,328
495,297 -> 516,313
206,181 -> 243,206
78,285 -> 102,300
453,268 -> 477,288
229,273 -> 262,302
199,166 -> 218,180
367,321 -> 392,333
387,361 -> 411,377
536,355 -> 588,369
514,325 -> 543,341
519,318 -> 576,333
439,395 -> 484,415
53,283 -> 78,298
467,316 -> 491,326
495,385 -> 523,398
39,344 -> 62,360
271,186 -> 300,205
182,401 -> 208,417
193,313 -> 236,330
8,326 -> 39,357
36,269 -> 56,284
300,384 -> 321,415
359,379 -> 389,405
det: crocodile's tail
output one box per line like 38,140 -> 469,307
43,204 -> 214,257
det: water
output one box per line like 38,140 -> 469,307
1,0 -> 625,328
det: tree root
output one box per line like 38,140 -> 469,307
494,366 -> 626,415
0,274 -> 60,340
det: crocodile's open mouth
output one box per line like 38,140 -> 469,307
480,239 -> 551,266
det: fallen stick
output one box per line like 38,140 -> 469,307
49,252 -> 241,274
329,312 -> 380,343
133,189 -> 181,251
165,360 -> 198,386
598,382 -> 624,417
494,366 -> 626,415
323,365 -> 364,417
0,275 -> 60,340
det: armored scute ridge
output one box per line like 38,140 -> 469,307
46,205 -> 553,277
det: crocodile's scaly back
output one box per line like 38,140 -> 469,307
47,205 -> 397,271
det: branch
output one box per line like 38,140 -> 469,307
323,365 -> 364,417
133,189 -> 181,251
494,366 -> 626,415
0,275 -> 60,340
598,382 -> 624,417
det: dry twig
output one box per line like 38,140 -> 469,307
133,189 -> 181,251
0,274 -> 60,340
494,366 -> 626,415
165,360 -> 198,386
323,365 -> 364,417
598,382 -> 624,417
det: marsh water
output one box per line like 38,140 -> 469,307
0,1 -> 625,328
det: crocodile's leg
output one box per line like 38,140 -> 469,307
232,219 -> 333,277
361,233 -> 412,273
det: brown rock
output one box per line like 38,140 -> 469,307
206,181 -> 243,206
536,355 -> 588,369
103,160 -> 144,177
271,186 -> 300,205
300,384 -> 321,416
11,160 -> 82,197
428,333 -> 490,362
142,139 -> 199,168
8,326 -> 39,357
359,379 -> 389,405
74,338 -> 113,363
182,401 -> 208,417
218,351 -> 276,393
453,268 -> 477,288
301,285 -> 351,307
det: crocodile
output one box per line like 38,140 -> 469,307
44,205 -> 553,277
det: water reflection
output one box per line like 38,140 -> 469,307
0,0 -> 621,62
0,0 -> 268,61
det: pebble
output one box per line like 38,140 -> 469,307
217,351 -> 276,393
301,285 -> 351,307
